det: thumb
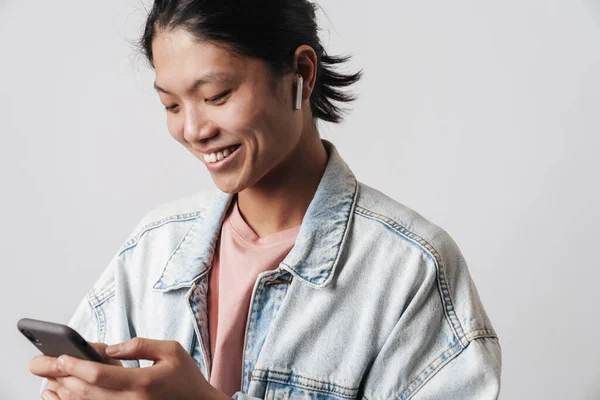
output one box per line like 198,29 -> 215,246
106,337 -> 179,361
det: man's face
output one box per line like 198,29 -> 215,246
152,28 -> 303,194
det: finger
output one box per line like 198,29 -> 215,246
30,355 -> 69,378
55,383 -> 75,400
57,375 -> 122,399
87,342 -> 122,367
46,378 -> 61,392
41,389 -> 60,400
57,354 -> 140,390
47,378 -> 72,400
106,337 -> 182,361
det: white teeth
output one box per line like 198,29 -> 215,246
204,145 -> 238,163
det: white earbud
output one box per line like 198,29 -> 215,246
294,74 -> 303,110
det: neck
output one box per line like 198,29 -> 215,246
236,124 -> 328,238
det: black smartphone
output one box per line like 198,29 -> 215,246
18,318 -> 108,364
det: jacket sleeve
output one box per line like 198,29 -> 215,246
360,324 -> 502,400
360,226 -> 502,399
410,336 -> 502,399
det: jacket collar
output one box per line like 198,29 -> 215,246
152,139 -> 358,292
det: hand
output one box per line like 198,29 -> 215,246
30,337 -> 230,400
30,341 -> 122,399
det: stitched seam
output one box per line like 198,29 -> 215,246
397,339 -> 463,400
88,281 -> 115,308
464,328 -> 498,341
254,368 -> 358,397
353,205 -> 467,346
257,377 -> 356,398
122,211 -> 203,290
464,328 -> 497,336
118,212 -> 204,256
260,377 -> 356,399
97,302 -> 106,342
260,375 -> 354,399
91,284 -> 115,306
87,289 -> 107,341
254,369 -> 359,391
152,214 -> 206,288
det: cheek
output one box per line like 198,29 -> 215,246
215,99 -> 264,136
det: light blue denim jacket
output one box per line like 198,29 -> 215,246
41,139 -> 501,399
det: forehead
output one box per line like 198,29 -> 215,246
152,29 -> 241,75
151,29 -> 276,95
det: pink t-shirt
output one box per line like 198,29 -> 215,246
207,198 -> 301,396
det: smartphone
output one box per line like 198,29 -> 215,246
18,318 -> 108,364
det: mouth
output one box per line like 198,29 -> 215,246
202,144 -> 242,171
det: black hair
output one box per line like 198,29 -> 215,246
136,0 -> 363,124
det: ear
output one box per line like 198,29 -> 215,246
293,45 -> 318,102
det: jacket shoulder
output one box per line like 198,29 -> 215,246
355,181 -> 498,342
355,181 -> 452,249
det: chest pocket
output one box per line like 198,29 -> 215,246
264,380 -> 359,400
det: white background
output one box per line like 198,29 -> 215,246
1,0 -> 599,398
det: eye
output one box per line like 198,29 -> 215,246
206,90 -> 231,104
163,89 -> 231,112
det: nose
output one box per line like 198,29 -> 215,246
182,107 -> 218,144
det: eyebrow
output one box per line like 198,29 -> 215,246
153,72 -> 235,96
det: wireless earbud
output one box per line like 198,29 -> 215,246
294,74 -> 303,110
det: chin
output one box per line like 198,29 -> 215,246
212,176 -> 246,194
